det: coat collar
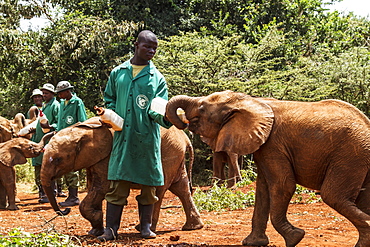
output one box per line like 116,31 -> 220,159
118,59 -> 155,76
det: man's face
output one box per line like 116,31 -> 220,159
135,38 -> 158,62
42,90 -> 54,103
57,90 -> 71,100
32,95 -> 43,107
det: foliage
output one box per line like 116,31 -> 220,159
0,228 -> 78,246
194,172 -> 322,211
193,168 -> 256,211
291,185 -> 322,204
15,160 -> 35,184
193,182 -> 256,211
40,12 -> 141,112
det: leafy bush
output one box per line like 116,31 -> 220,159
193,169 -> 256,211
291,185 -> 322,204
0,228 -> 79,247
193,183 -> 256,212
194,169 -> 321,211
15,159 -> 34,184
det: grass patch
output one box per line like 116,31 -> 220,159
0,228 -> 80,246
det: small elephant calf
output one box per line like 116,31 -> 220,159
0,135 -> 50,210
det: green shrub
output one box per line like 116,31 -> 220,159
291,185 -> 322,204
0,228 -> 79,247
193,170 -> 257,211
193,183 -> 256,212
15,159 -> 34,184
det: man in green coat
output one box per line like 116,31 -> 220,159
32,83 -> 60,203
27,88 -> 43,201
97,30 -> 172,241
55,80 -> 88,207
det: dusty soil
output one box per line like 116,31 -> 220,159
0,183 -> 358,247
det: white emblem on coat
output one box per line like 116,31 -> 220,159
136,94 -> 149,109
66,116 -> 74,124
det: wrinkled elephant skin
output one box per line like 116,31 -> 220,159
166,90 -> 370,247
0,136 -> 50,210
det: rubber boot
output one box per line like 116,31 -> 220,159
97,202 -> 124,241
39,185 -> 49,203
58,187 -> 80,207
37,185 -> 43,199
38,185 -> 49,203
57,183 -> 67,197
139,203 -> 156,239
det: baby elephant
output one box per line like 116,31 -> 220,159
0,134 -> 52,210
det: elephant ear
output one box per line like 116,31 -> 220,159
214,97 -> 274,155
0,143 -> 27,167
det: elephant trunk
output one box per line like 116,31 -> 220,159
166,95 -> 199,129
28,106 -> 39,120
39,131 -> 55,147
43,184 -> 70,216
12,113 -> 26,135
0,124 -> 13,142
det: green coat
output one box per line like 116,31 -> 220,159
32,97 -> 60,166
104,60 -> 172,186
57,93 -> 87,131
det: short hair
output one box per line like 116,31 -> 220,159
137,30 -> 157,43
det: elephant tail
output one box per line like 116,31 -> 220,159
186,140 -> 195,195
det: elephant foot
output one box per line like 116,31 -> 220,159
88,227 -> 104,237
284,228 -> 305,247
7,204 -> 19,211
354,229 -> 370,247
242,232 -> 269,246
181,220 -> 204,231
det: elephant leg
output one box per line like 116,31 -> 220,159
5,167 -> 18,210
355,175 -> 370,215
151,187 -> 166,232
169,178 -> 204,231
0,181 -> 7,209
242,171 -> 270,246
226,152 -> 242,188
80,166 -> 109,236
321,167 -> 370,247
268,173 -> 304,247
168,176 -> 204,231
213,152 -> 226,186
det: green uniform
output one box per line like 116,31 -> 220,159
57,92 -> 87,188
104,60 -> 172,187
57,93 -> 87,131
32,97 -> 60,166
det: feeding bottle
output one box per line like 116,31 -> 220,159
150,97 -> 168,116
151,97 -> 189,123
18,117 -> 39,136
39,110 -> 51,133
94,106 -> 124,131
176,108 -> 189,124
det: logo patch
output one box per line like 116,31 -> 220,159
136,94 -> 149,109
66,116 -> 74,125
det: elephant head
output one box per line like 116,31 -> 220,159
166,90 -> 274,155
0,132 -> 53,166
0,132 -> 54,166
41,117 -> 113,216
0,124 -> 13,143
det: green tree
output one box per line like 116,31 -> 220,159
35,12 -> 141,111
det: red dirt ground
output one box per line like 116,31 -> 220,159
0,183 -> 359,247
